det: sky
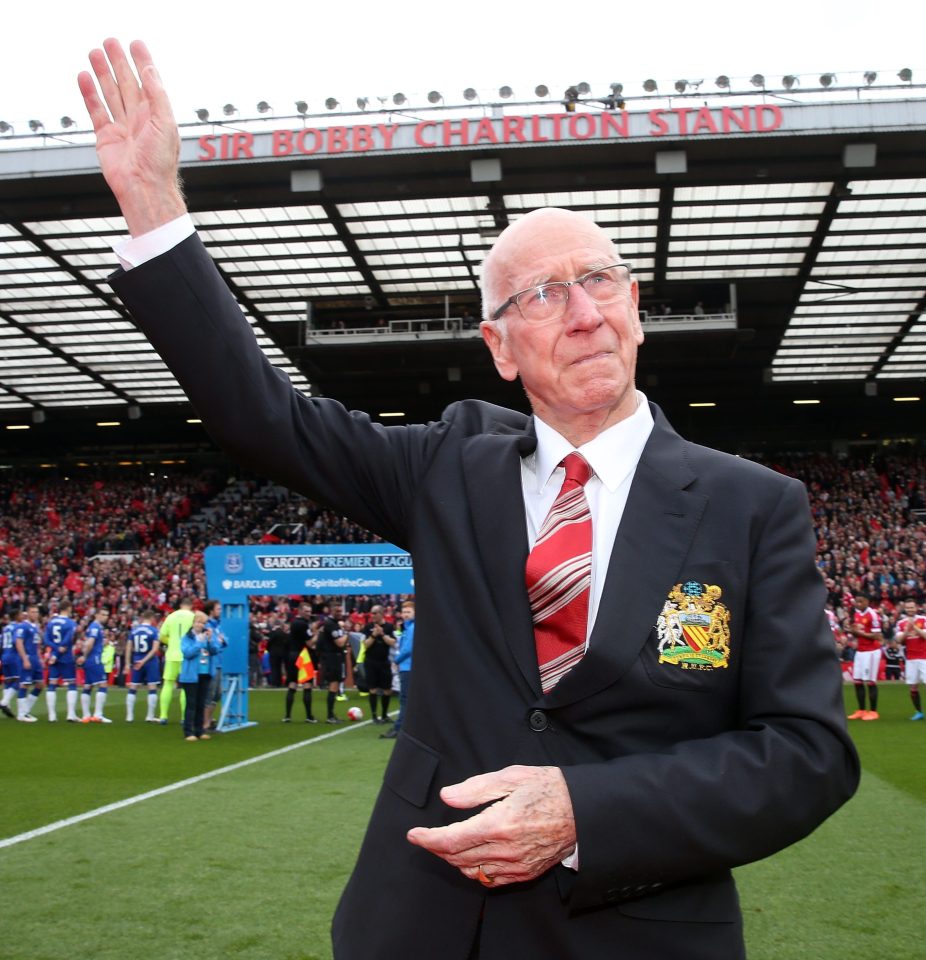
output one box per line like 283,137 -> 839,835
1,0 -> 923,130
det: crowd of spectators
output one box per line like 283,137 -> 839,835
2,448 -> 926,672
759,450 -> 926,663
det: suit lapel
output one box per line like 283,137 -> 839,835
546,408 -> 708,707
462,424 -> 542,699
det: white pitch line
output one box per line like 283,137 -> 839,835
0,721 -> 375,852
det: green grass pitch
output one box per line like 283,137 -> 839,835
0,683 -> 923,960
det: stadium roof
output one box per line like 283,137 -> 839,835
1,84 -> 926,454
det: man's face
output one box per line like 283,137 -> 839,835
854,596 -> 867,610
904,600 -> 917,617
481,209 -> 643,434
401,605 -> 415,623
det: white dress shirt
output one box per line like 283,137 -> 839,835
114,213 -> 195,269
523,398 -> 654,645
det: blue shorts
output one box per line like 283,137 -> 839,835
131,659 -> 161,685
83,659 -> 107,685
48,661 -> 76,684
19,660 -> 38,684
2,651 -> 21,680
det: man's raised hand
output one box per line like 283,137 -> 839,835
77,39 -> 187,236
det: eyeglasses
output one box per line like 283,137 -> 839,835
491,261 -> 632,324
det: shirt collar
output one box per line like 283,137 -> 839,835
528,391 -> 654,494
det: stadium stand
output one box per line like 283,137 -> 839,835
2,451 -> 925,652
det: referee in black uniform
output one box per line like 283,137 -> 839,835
362,605 -> 396,724
316,608 -> 347,723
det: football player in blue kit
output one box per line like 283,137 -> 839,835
1,612 -> 21,719
15,605 -> 43,722
125,609 -> 162,723
44,601 -> 80,722
77,608 -> 112,723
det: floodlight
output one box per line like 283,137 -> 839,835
750,74 -> 765,88
28,119 -> 44,132
715,75 -> 730,89
256,101 -> 272,113
643,78 -> 657,92
325,97 -> 339,110
0,121 -> 12,134
356,97 -> 369,110
610,83 -> 623,95
60,116 -> 76,128
463,87 -> 478,101
222,103 -> 237,116
674,80 -> 687,93
195,108 -> 210,121
427,90 -> 442,104
576,82 -> 590,94
535,84 -> 549,97
392,92 -> 406,105
863,71 -> 877,86
898,68 -> 913,82
295,100 -> 308,115
782,75 -> 798,90
499,85 -> 513,98
819,73 -> 836,87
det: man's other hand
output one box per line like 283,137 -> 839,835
407,765 -> 576,886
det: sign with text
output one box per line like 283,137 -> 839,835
204,543 -> 414,600
195,105 -> 784,162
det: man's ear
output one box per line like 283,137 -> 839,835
629,279 -> 644,345
480,319 -> 519,382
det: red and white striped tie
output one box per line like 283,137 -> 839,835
526,452 -> 593,693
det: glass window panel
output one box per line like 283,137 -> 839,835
669,237 -> 810,253
837,198 -> 926,215
506,189 -> 659,209
810,263 -> 926,277
380,281 -> 473,293
192,206 -> 328,226
675,183 -> 833,202
830,215 -> 926,232
671,219 -> 818,238
673,201 -> 827,220
822,233 -> 926,248
24,216 -> 126,234
0,256 -> 56,270
339,197 -> 487,219
0,241 -> 40,255
846,178 -> 926,196
667,253 -> 804,267
771,371 -> 862,380
775,347 -> 884,358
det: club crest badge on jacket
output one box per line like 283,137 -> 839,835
656,581 -> 731,670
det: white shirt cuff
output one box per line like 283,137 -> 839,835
113,213 -> 195,270
562,845 -> 579,870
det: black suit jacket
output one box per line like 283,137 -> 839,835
112,235 -> 859,960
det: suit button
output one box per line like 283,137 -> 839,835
528,709 -> 548,732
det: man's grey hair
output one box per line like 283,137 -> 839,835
479,214 -> 624,327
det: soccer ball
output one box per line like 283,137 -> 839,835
347,706 -> 363,722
